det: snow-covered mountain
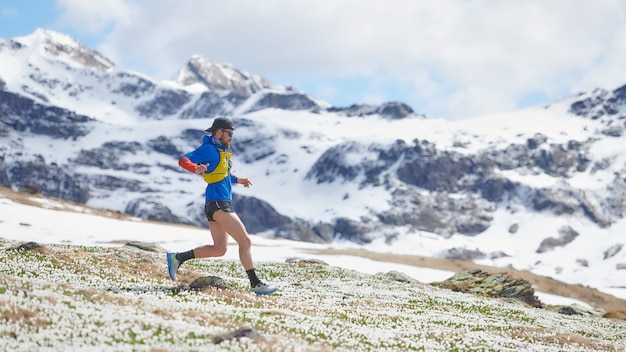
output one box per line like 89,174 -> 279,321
1,29 -> 625,294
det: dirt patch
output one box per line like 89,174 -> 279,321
307,248 -> 626,312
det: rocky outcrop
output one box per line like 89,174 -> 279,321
29,29 -> 115,72
603,243 -> 623,260
443,248 -> 487,261
211,327 -> 261,344
123,241 -> 167,253
306,141 -> 381,184
229,120 -> 279,163
72,141 -> 145,170
246,91 -> 322,113
484,139 -> 591,178
190,276 -> 234,291
327,101 -> 416,119
556,304 -> 606,317
274,219 -> 336,244
382,270 -> 420,284
536,225 -> 579,253
77,174 -> 147,193
111,72 -> 156,98
432,269 -> 544,308
570,84 -> 626,120
233,194 -> 292,234
176,55 -> 277,97
125,197 -> 187,224
0,90 -> 94,139
147,135 -> 183,157
532,187 -> 612,227
396,140 -> 496,193
135,88 -> 192,119
179,91 -> 235,119
332,217 -> 375,244
5,157 -> 89,203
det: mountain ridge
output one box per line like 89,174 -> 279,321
1,29 -> 625,296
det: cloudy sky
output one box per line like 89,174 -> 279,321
1,0 -> 625,119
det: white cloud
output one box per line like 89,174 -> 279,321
55,0 -> 137,35
53,0 -> 626,119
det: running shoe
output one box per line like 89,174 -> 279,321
251,283 -> 278,296
167,252 -> 180,281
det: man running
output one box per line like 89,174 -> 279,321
167,117 -> 277,295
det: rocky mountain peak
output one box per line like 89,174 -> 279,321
568,83 -> 626,137
569,84 -> 626,119
2,28 -> 626,294
175,55 -> 280,98
12,28 -> 115,72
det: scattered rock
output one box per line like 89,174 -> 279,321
603,243 -> 623,260
124,198 -> 184,224
558,303 -> 606,317
12,241 -> 44,251
575,258 -> 589,267
285,258 -> 329,266
189,276 -> 234,291
383,271 -> 419,284
443,247 -> 486,261
123,241 -> 167,253
488,251 -> 510,260
432,269 -> 544,308
526,133 -> 547,149
536,225 -> 579,253
114,252 -> 132,260
211,327 -> 261,344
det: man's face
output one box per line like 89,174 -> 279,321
218,128 -> 234,148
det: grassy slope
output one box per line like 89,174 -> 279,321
1,239 -> 625,352
309,248 -> 626,313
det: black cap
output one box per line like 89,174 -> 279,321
205,117 -> 235,132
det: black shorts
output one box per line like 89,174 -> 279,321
204,201 -> 234,222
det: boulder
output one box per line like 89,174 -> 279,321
189,276 -> 234,291
382,271 -> 419,284
123,241 -> 167,253
212,327 -> 260,344
285,258 -> 329,266
558,303 -> 606,317
432,269 -> 544,308
12,241 -> 45,251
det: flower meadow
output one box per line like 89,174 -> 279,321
1,238 -> 624,351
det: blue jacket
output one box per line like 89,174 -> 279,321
182,135 -> 238,204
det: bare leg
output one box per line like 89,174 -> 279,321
192,220 -> 229,258
211,210 -> 254,270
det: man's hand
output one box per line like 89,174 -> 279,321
179,157 -> 209,174
237,177 -> 252,188
194,163 -> 209,174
